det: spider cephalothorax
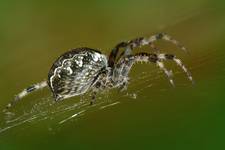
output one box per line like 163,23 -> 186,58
6,33 -> 193,108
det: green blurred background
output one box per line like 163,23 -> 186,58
0,0 -> 225,149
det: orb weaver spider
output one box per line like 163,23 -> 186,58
6,33 -> 193,109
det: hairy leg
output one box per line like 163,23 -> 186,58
113,52 -> 193,88
157,53 -> 193,83
108,33 -> 187,67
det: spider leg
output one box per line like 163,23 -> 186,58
117,43 -> 160,63
108,33 -> 187,67
158,54 -> 194,83
114,52 -> 193,87
119,77 -> 130,92
6,80 -> 48,109
156,61 -> 175,86
114,53 -> 174,86
89,68 -> 110,105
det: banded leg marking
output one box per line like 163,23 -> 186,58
6,81 -> 48,109
158,54 -> 194,83
115,52 -> 193,87
109,33 -> 187,67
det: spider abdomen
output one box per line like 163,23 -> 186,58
48,47 -> 107,101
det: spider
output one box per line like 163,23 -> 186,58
6,33 -> 193,109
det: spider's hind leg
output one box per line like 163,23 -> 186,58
6,81 -> 48,109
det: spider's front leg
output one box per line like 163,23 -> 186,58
114,52 -> 174,85
108,33 -> 187,68
114,52 -> 193,87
